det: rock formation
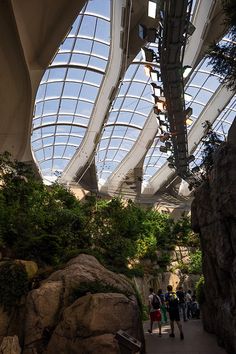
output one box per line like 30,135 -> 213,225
191,142 -> 236,354
0,336 -> 21,354
0,254 -> 145,354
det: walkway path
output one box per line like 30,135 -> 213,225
144,319 -> 227,354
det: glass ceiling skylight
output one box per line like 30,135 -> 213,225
31,0 -> 111,183
96,51 -> 154,184
31,1 -> 235,197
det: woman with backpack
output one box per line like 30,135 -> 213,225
148,288 -> 162,336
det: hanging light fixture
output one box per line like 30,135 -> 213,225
151,83 -> 163,96
141,47 -> 156,62
148,0 -> 157,19
183,65 -> 192,79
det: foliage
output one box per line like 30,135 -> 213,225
70,280 -> 131,304
0,152 -> 90,265
195,275 -> 205,305
172,215 -> 200,247
0,152 -> 200,276
0,261 -> 29,311
189,121 -> 223,190
206,0 -> 236,91
189,250 -> 202,274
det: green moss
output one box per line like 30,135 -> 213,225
70,280 -> 131,304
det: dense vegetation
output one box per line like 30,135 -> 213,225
0,152 -> 200,276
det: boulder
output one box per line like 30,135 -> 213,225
47,254 -> 134,305
22,254 -> 144,354
0,336 -> 21,354
47,293 -> 143,354
191,142 -> 236,354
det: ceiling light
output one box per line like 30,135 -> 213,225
183,65 -> 192,79
187,22 -> 196,36
144,65 -> 152,77
160,133 -> 170,143
150,69 -> 160,82
151,83 -> 163,96
160,146 -> 167,153
148,1 -> 157,19
192,166 -> 200,173
165,141 -> 172,149
139,25 -> 157,42
141,47 -> 156,62
168,163 -> 175,169
159,113 -> 166,121
186,117 -> 193,126
188,155 -> 195,163
167,156 -> 174,163
185,107 -> 193,118
184,93 -> 192,102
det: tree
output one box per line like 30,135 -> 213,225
207,0 -> 236,91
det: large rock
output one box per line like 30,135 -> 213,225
23,254 -> 144,354
0,336 -> 21,354
47,293 -> 142,354
191,142 -> 236,354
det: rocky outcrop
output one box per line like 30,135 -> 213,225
134,246 -> 200,306
0,336 -> 21,354
191,142 -> 236,354
0,254 -> 144,354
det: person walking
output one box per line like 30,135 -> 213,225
148,288 -> 162,336
157,289 -> 168,324
176,286 -> 187,321
186,289 -> 192,319
165,285 -> 184,340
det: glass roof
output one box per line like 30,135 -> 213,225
32,0 -> 111,183
31,1 -> 235,197
96,52 -> 154,184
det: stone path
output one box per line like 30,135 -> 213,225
144,319 -> 227,354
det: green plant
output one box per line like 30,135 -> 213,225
70,280 -> 131,304
0,262 -> 29,311
195,275 -> 205,304
189,250 -> 202,274
178,262 -> 189,274
206,0 -> 236,91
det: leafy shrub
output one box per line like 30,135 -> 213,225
189,250 -> 202,274
70,280 -> 131,304
0,262 -> 29,310
195,275 -> 205,304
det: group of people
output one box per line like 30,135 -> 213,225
148,285 -> 200,339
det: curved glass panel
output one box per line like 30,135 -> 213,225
96,56 -> 154,184
32,0 -> 111,183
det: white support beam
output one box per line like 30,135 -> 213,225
183,0 -> 216,68
59,0 -> 126,184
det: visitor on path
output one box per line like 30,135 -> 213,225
176,286 -> 187,321
191,295 -> 200,319
157,289 -> 168,324
165,285 -> 184,340
186,289 -> 192,319
148,288 -> 162,336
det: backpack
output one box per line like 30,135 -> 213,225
152,294 -> 161,309
167,292 -> 179,309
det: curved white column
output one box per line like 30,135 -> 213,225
60,0 -> 126,184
